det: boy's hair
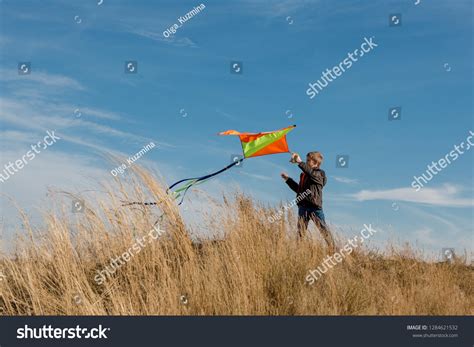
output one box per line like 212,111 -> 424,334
307,151 -> 323,168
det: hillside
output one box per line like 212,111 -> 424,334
0,170 -> 472,315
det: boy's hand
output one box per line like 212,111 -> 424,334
281,172 -> 289,181
291,152 -> 302,163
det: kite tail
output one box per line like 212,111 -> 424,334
121,201 -> 160,207
167,157 -> 244,205
121,158 -> 244,207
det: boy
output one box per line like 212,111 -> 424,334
281,152 -> 335,250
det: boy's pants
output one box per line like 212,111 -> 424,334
297,206 -> 335,250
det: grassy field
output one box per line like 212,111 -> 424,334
0,169 -> 472,315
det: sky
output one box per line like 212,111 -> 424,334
0,0 -> 472,259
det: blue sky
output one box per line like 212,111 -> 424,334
0,0 -> 472,257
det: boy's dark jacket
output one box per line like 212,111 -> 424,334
285,162 -> 326,209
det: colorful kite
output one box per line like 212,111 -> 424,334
219,124 -> 296,159
168,125 -> 296,204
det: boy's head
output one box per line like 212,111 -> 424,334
306,151 -> 323,169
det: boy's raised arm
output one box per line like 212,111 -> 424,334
285,177 -> 299,193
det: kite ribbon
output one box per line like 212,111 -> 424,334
167,157 -> 244,205
121,159 -> 243,207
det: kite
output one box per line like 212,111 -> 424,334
122,125 -> 296,206
168,125 -> 296,204
219,124 -> 296,159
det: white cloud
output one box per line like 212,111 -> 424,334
75,107 -> 122,121
215,108 -> 237,121
238,171 -> 273,181
0,68 -> 85,91
0,130 -> 40,144
0,92 -> 174,149
333,176 -> 358,184
407,205 -> 459,234
240,0 -> 320,18
126,28 -> 197,48
352,184 -> 473,208
0,98 -> 151,146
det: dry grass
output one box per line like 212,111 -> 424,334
0,168 -> 472,316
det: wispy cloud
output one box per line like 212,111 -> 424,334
238,171 -> 273,181
1,68 -> 174,149
352,184 -> 474,208
125,27 -> 197,48
215,108 -> 237,121
79,107 -> 122,121
333,176 -> 358,184
240,0 -> 320,18
0,97 -> 173,149
0,68 -> 85,91
407,205 -> 459,235
0,130 -> 40,144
